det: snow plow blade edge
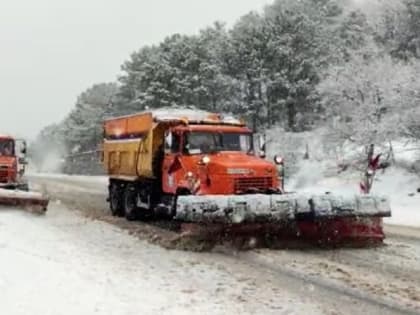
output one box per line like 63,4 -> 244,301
175,193 -> 391,224
0,188 -> 49,212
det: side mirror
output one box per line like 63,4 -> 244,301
258,134 -> 266,159
18,157 -> 28,165
164,131 -> 173,154
15,139 -> 27,155
274,155 -> 285,191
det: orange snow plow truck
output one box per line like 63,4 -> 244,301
0,134 -> 49,212
102,109 -> 391,246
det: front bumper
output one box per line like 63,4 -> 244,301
0,183 -> 18,189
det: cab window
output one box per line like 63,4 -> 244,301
0,140 -> 14,156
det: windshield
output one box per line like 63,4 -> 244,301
184,132 -> 252,154
0,140 -> 14,156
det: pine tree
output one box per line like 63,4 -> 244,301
62,83 -> 119,153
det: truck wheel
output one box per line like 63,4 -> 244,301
18,183 -> 29,192
124,184 -> 138,221
110,183 -> 124,217
155,195 -> 176,219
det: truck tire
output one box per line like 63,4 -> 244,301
17,183 -> 29,192
124,184 -> 138,221
155,195 -> 176,219
110,182 -> 124,217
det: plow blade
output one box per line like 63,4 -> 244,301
175,193 -> 391,247
0,188 -> 49,213
175,193 -> 391,224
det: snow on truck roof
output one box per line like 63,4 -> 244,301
105,107 -> 245,126
103,107 -> 247,139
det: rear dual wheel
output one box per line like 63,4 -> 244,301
109,181 -> 154,221
18,183 -> 29,192
110,183 -> 124,217
124,184 -> 138,221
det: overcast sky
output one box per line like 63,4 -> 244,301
0,0 -> 271,139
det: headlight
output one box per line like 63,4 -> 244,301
202,156 -> 211,165
274,155 -> 284,165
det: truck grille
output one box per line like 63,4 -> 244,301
234,177 -> 273,192
0,166 -> 8,183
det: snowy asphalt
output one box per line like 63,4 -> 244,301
0,174 -> 418,315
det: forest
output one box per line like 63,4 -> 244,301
31,0 -> 420,173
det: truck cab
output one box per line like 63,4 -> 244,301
162,124 -> 281,196
0,135 -> 28,190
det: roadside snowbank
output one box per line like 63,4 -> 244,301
265,127 -> 420,227
28,172 -> 108,185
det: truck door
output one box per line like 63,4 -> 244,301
15,139 -> 27,178
162,131 -> 182,194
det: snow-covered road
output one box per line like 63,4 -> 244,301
2,173 -> 419,315
0,205 -> 322,315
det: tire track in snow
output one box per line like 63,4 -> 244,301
226,250 -> 420,315
29,174 -> 420,315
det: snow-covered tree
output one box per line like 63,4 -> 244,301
318,55 -> 420,147
62,82 -> 119,153
375,0 -> 420,60
195,23 -> 240,112
227,0 -> 347,131
120,25 -> 239,114
34,0 -> 420,176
